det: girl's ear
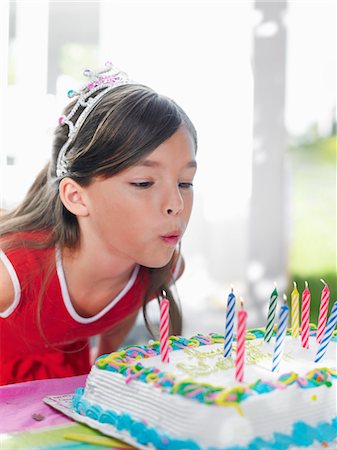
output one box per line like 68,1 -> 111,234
58,178 -> 89,217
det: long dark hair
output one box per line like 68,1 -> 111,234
0,83 -> 197,338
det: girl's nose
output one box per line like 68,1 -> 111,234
164,186 -> 184,216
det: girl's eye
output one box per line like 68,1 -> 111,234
130,181 -> 154,188
179,182 -> 194,189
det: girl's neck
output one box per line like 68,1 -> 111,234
60,239 -> 137,317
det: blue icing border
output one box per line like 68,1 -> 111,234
72,388 -> 337,450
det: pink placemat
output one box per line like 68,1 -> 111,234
0,374 -> 87,433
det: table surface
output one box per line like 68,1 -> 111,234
0,375 -> 135,449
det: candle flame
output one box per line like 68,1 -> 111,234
305,280 -> 308,289
320,279 -> 327,286
283,294 -> 287,303
239,296 -> 245,309
230,284 -> 234,292
293,281 -> 297,289
161,289 -> 167,298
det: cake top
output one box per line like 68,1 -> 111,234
95,326 -> 337,413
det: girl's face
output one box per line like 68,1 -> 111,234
81,126 -> 197,268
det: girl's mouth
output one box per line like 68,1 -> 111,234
160,232 -> 180,245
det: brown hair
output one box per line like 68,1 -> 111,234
0,83 -> 197,338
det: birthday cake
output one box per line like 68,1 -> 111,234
72,328 -> 337,450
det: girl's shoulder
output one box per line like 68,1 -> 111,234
0,255 -> 15,315
0,229 -> 53,248
0,230 -> 55,273
0,230 -> 55,317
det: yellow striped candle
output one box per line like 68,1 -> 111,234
291,281 -> 300,337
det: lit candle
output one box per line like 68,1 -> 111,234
224,286 -> 236,358
235,298 -> 247,382
160,291 -> 170,363
272,295 -> 289,372
315,301 -> 337,363
291,281 -> 300,338
316,279 -> 330,343
301,281 -> 311,349
264,284 -> 278,342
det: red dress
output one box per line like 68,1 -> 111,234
0,234 -> 151,385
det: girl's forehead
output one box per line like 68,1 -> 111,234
138,128 -> 197,164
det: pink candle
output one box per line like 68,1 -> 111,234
160,291 -> 170,363
235,299 -> 247,382
316,279 -> 330,343
301,281 -> 311,349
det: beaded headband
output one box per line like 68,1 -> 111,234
56,61 -> 132,178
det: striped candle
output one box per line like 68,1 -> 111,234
291,281 -> 300,338
264,284 -> 278,342
272,296 -> 289,372
224,287 -> 236,358
316,279 -> 330,343
235,299 -> 247,382
315,301 -> 337,363
160,292 -> 170,363
301,281 -> 311,349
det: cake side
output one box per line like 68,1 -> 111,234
73,328 -> 337,449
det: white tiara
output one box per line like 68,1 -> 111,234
56,61 -> 132,178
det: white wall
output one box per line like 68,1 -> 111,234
2,1 -> 336,336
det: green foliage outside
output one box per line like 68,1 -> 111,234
287,134 -> 336,323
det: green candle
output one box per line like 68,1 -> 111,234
264,284 -> 278,342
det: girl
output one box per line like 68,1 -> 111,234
0,63 -> 197,385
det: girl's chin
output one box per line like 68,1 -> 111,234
141,252 -> 174,269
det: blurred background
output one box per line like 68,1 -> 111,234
0,0 -> 336,342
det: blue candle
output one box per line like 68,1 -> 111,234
315,301 -> 337,363
272,296 -> 289,372
224,287 -> 236,358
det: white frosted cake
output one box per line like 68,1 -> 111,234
72,328 -> 337,449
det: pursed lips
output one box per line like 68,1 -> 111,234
160,230 -> 181,244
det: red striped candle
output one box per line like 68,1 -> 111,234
235,300 -> 247,382
160,292 -> 170,363
316,279 -> 330,343
301,281 -> 311,349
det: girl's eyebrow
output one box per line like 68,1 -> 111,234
135,160 -> 197,169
